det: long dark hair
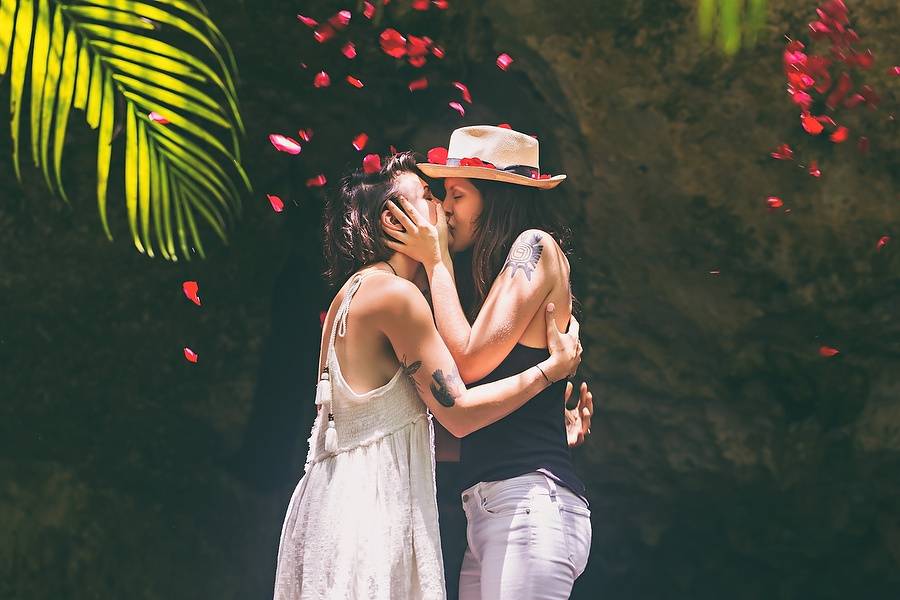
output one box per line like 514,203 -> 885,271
322,152 -> 420,286
467,179 -> 572,319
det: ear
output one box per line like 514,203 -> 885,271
380,207 -> 404,234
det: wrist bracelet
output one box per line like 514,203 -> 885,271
536,364 -> 552,384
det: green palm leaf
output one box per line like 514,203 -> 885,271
697,0 -> 768,55
1,0 -> 250,261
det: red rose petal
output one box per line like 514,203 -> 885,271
452,81 -> 473,104
313,25 -> 335,44
770,143 -> 794,160
816,115 -> 837,128
497,123 -> 512,129
352,132 -> 369,151
825,72 -> 852,110
859,85 -> 880,108
362,154 -> 381,174
801,113 -> 824,135
363,1 -> 375,18
857,136 -> 869,154
380,28 -> 407,58
297,13 -> 318,27
329,10 -> 351,29
496,53 -> 513,70
818,346 -> 839,357
341,42 -> 357,59
182,281 -> 201,306
709,270 -> 721,276
427,146 -> 448,164
790,90 -> 814,110
148,111 -> 169,125
319,311 -> 327,326
449,101 -> 465,117
306,174 -> 327,188
808,160 -> 821,177
434,0 -> 449,8
266,194 -> 285,212
889,66 -> 900,77
408,77 -> 429,91
184,347 -> 199,363
408,55 -> 426,68
431,45 -> 445,59
389,145 -> 398,155
297,128 -> 313,142
346,75 -> 364,88
412,0 -> 429,9
829,125 -> 848,143
854,49 -> 874,70
766,196 -> 784,209
876,235 -> 890,250
269,134 -> 302,155
843,93 -> 865,109
313,71 -> 331,88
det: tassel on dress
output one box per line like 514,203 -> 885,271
316,368 -> 338,453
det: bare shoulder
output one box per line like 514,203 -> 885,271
357,273 -> 431,323
505,229 -> 565,276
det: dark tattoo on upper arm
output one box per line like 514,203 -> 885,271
399,355 -> 423,392
503,233 -> 543,281
430,368 -> 463,407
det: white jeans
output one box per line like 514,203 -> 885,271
458,472 -> 592,599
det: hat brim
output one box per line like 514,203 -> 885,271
417,163 -> 566,189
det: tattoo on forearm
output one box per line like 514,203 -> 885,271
503,233 -> 543,281
430,368 -> 463,407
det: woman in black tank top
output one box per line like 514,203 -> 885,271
384,125 -> 593,599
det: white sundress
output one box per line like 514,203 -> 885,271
273,271 -> 446,600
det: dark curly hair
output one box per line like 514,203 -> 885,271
322,152 -> 421,286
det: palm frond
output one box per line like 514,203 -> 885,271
1,0 -> 250,260
697,0 -> 768,56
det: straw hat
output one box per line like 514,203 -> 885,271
418,125 -> 566,189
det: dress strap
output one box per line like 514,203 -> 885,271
326,269 -> 384,360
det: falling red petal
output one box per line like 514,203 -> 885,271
329,10 -> 351,29
297,13 -> 318,27
825,72 -> 852,110
306,174 -> 328,188
808,161 -> 821,177
497,123 -> 512,129
314,24 -> 336,43
766,196 -> 784,209
363,154 -> 382,174
346,75 -> 364,88
267,194 -> 285,212
182,281 -> 201,306
496,53 -> 514,71
363,1 -> 376,18
408,77 -> 429,91
342,42 -> 357,59
408,56 -> 426,68
427,147 -> 448,164
431,45 -> 445,59
709,270 -> 721,276
148,111 -> 170,124
449,101 -> 465,117
801,113 -> 824,135
889,66 -> 900,77
184,347 -> 199,363
829,126 -> 848,143
297,128 -> 313,142
352,132 -> 369,151
313,71 -> 331,88
818,346 -> 840,357
380,28 -> 407,58
769,143 -> 794,160
319,311 -> 327,326
434,0 -> 449,7
412,0 -> 429,9
857,136 -> 869,154
269,134 -> 302,155
876,235 -> 890,250
453,81 -> 473,104
843,93 -> 865,109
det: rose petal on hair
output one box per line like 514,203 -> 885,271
269,134 -> 302,154
266,194 -> 285,212
770,143 -> 794,160
306,174 -> 328,188
408,77 -> 429,91
496,53 -> 513,70
452,81 -> 473,104
431,45 -> 445,59
412,0 -> 429,9
876,235 -> 890,250
342,42 -> 357,59
352,132 -> 369,151
808,160 -> 822,177
818,345 -> 839,357
766,196 -> 784,209
497,123 -> 512,129
427,147 -> 448,164
346,75 -> 364,88
380,28 -> 407,58
297,128 -> 313,142
182,281 -> 201,306
801,113 -> 824,135
829,125 -> 849,143
363,1 -> 376,18
314,24 -> 335,43
184,347 -> 199,363
297,13 -> 318,27
363,154 -> 382,174
313,71 -> 331,88
857,136 -> 869,154
449,101 -> 465,116
148,111 -> 170,125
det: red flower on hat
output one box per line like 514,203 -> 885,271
427,147 -> 448,164
459,157 -> 496,169
363,154 -> 382,174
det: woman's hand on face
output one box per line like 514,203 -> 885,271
541,303 -> 582,383
383,196 -> 444,268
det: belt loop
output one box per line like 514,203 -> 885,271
543,472 -> 558,498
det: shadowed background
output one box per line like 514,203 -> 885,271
2,0 -> 899,598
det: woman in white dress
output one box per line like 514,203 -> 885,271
272,153 -> 582,599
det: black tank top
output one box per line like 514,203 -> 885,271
459,343 -> 586,496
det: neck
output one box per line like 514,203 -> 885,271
386,254 -> 423,282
